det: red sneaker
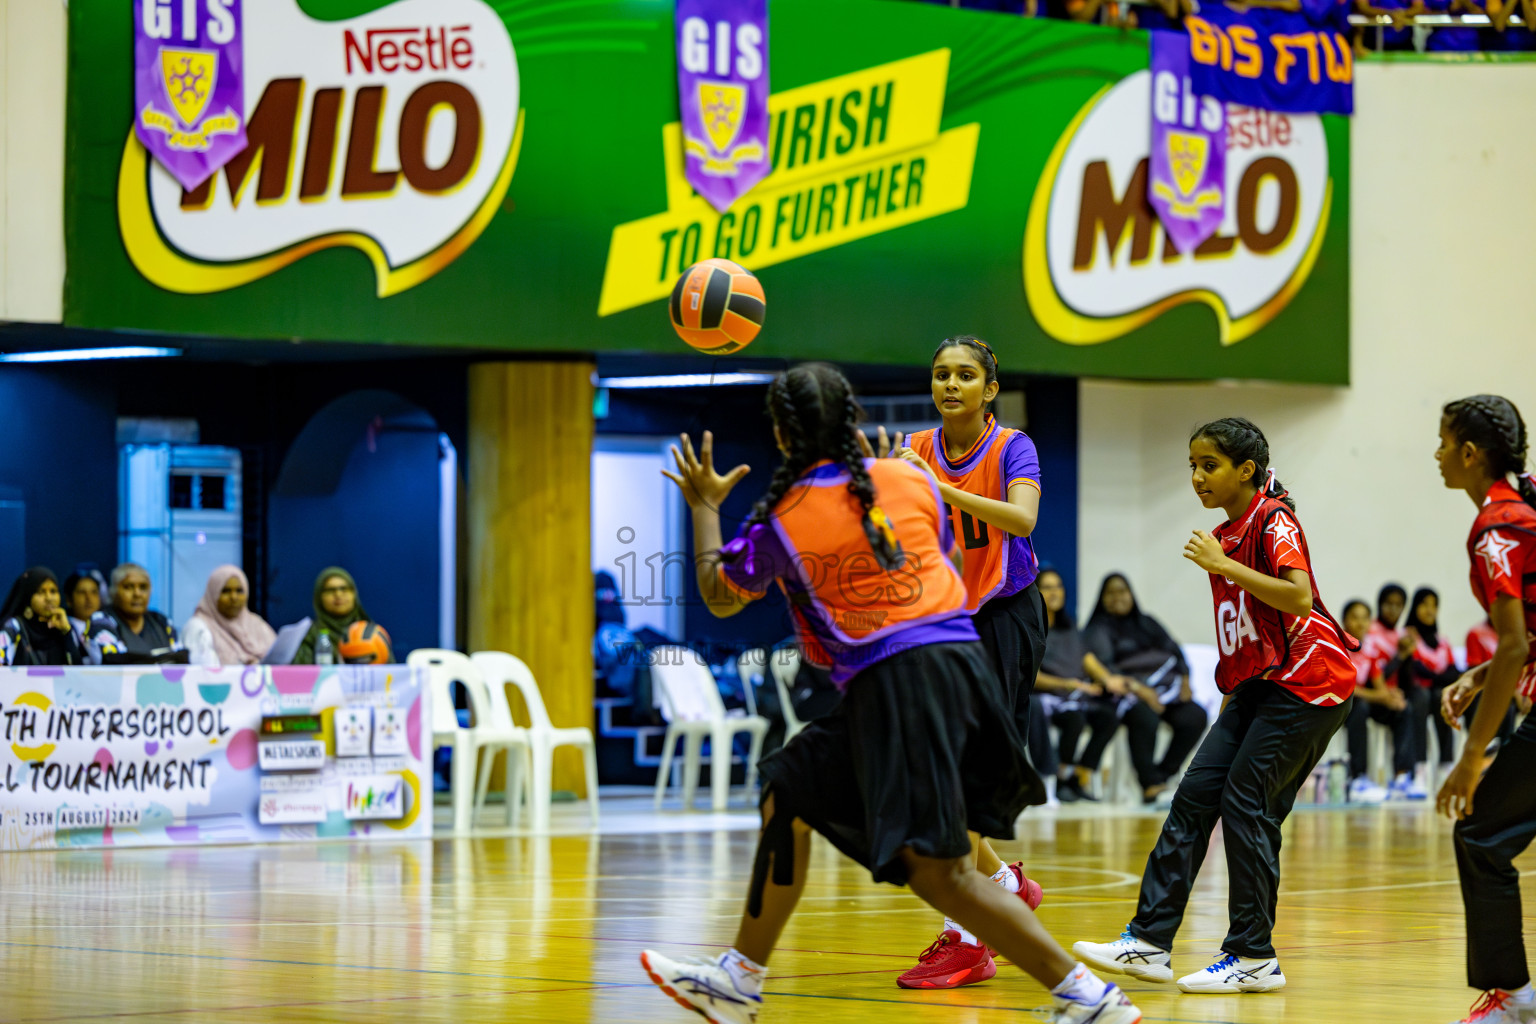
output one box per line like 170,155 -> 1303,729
895,930 -> 997,989
1006,862 -> 1045,910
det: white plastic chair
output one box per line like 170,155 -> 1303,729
767,646 -> 807,744
736,649 -> 766,719
650,646 -> 769,811
472,651 -> 600,831
408,649 -> 527,833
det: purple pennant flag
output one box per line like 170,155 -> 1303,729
133,0 -> 248,192
1147,31 -> 1227,256
676,0 -> 770,214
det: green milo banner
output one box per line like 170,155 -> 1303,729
65,0 -> 1350,382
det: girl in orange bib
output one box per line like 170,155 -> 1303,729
874,336 -> 1053,990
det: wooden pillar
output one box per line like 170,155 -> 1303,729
468,359 -> 595,795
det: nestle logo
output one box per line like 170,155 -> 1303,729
344,25 -> 474,75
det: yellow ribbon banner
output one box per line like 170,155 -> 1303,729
598,49 -> 978,316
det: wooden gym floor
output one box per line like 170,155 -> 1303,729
0,795 -> 1519,1023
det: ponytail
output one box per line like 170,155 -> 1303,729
1444,394 -> 1536,510
1190,417 -> 1296,512
751,364 -> 905,571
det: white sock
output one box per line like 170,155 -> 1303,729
720,948 -> 767,997
1052,962 -> 1109,1004
943,919 -> 980,946
991,864 -> 1022,894
1503,984 -> 1535,1003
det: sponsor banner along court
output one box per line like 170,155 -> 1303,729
0,665 -> 431,851
66,0 -> 1349,383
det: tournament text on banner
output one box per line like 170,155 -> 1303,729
0,665 -> 431,851
1184,3 -> 1354,115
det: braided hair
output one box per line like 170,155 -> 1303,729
1190,416 -> 1296,512
749,363 -> 904,570
1443,394 -> 1536,509
932,335 -> 999,414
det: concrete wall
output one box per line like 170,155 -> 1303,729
1080,61 -> 1536,645
0,0 -> 66,323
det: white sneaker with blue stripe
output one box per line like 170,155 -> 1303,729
1050,982 -> 1145,1024
1176,952 -> 1286,993
640,950 -> 762,1024
1072,929 -> 1173,983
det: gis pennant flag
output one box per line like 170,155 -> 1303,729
134,0 -> 248,192
1148,31 -> 1227,257
676,0 -> 770,213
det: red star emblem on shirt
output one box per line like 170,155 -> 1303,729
1476,530 -> 1520,579
1268,516 -> 1301,557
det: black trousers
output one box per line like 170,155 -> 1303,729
1027,694 -> 1059,777
1345,691 -> 1422,778
1129,682 -> 1352,958
1415,681 -> 1459,766
1028,696 -> 1121,776
1061,698 -> 1121,771
1123,699 -> 1209,790
1455,715 -> 1536,991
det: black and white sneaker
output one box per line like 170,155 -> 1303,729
1176,952 -> 1285,993
1072,929 -> 1173,983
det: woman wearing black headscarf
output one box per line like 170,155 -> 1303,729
1,567 -> 88,666
1084,573 -> 1209,803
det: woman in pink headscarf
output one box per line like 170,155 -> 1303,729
182,566 -> 277,666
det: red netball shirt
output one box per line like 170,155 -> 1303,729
1466,478 -> 1536,695
718,458 -> 976,688
905,417 -> 1041,611
1407,634 -> 1456,683
1364,620 -> 1402,685
1207,492 -> 1356,705
1465,620 -> 1498,668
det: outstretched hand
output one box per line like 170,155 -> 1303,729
661,431 -> 750,512
856,426 -> 905,459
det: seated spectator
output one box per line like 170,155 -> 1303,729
1084,572 -> 1208,804
1030,568 -> 1124,804
88,563 -> 184,661
183,565 -> 276,667
594,569 -> 641,697
62,567 -> 106,638
1355,0 -> 1421,50
1,567 -> 88,666
293,567 -> 392,665
1130,0 -> 1191,30
1394,586 -> 1460,796
1340,599 -> 1418,803
1365,583 -> 1406,667
1423,0 -> 1485,50
1463,614 -> 1528,743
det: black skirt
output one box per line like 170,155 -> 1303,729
757,641 -> 1045,886
972,582 -> 1049,738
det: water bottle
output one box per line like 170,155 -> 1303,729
1327,760 -> 1346,804
315,632 -> 335,666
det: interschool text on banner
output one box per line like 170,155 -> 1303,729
598,50 -> 978,316
0,700 -> 226,796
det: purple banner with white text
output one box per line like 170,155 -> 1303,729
675,0 -> 770,213
1184,3 -> 1354,116
133,0 -> 247,191
1148,32 -> 1228,257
